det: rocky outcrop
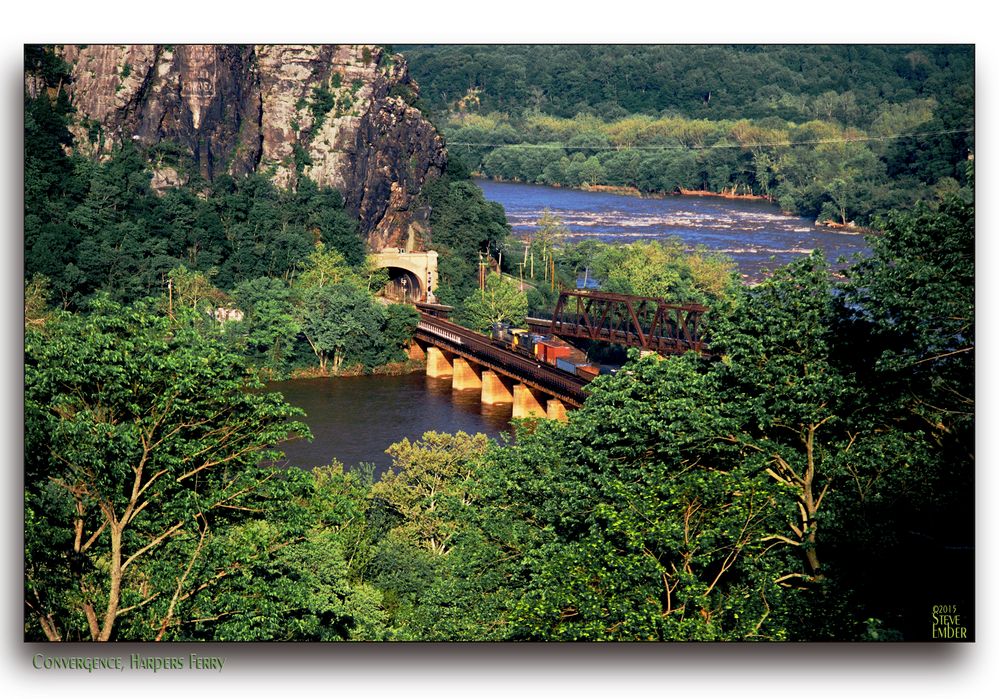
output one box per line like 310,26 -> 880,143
55,44 -> 447,249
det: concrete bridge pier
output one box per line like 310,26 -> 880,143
452,358 -> 483,390
546,399 -> 569,423
513,383 -> 547,419
481,370 -> 514,405
426,347 -> 453,378
415,335 -> 574,420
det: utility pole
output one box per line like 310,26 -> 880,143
479,253 -> 487,298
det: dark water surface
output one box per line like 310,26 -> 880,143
475,178 -> 871,280
269,374 -> 512,475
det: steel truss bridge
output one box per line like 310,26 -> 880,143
526,290 -> 708,355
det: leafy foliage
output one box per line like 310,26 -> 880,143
299,283 -> 387,374
176,466 -> 387,641
403,45 -> 972,129
458,273 -> 528,331
416,161 -> 511,304
366,432 -> 508,639
588,239 -> 740,310
231,276 -> 301,374
24,298 -> 309,641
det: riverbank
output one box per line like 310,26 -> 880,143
474,174 -> 775,203
288,358 -> 426,380
815,219 -> 874,235
676,187 -> 773,202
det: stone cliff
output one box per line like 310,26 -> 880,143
54,44 -> 447,250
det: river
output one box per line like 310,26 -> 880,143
273,179 -> 873,473
475,178 -> 871,281
271,374 -> 511,475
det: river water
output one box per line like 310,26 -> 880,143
475,178 -> 871,281
271,374 -> 511,475
273,180 -> 873,473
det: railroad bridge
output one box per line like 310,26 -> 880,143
409,308 -> 587,421
408,291 -> 707,421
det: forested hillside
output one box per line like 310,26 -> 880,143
402,45 -> 972,123
402,45 -> 974,225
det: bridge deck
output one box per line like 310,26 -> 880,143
414,315 -> 590,408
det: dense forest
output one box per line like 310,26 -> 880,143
24,45 -> 974,642
402,45 -> 974,226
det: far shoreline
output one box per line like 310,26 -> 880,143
473,174 -> 772,203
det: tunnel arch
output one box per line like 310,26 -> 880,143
382,267 -> 423,302
369,250 -> 438,303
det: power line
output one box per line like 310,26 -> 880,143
446,127 -> 974,151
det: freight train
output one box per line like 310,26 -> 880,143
490,322 -> 602,380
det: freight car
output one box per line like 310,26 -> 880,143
490,322 -> 600,380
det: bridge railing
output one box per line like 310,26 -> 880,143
416,320 -> 463,346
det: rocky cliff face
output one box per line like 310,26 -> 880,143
55,44 -> 447,249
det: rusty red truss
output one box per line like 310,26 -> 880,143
540,290 -> 709,355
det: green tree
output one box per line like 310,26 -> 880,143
466,360 -> 800,641
529,208 -> 568,282
845,194 -> 974,425
416,168 -> 511,304
596,239 -> 739,309
24,274 -> 53,328
459,272 -> 528,331
372,432 -> 491,556
834,193 -> 974,634
367,432 -> 501,639
299,283 -> 385,373
294,241 -> 363,290
377,303 -> 420,365
231,276 -> 301,374
566,155 -> 606,186
24,298 -> 308,641
174,465 -> 387,641
167,265 -> 228,316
